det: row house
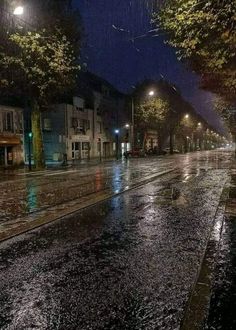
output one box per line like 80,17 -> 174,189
0,105 -> 24,167
40,72 -> 128,164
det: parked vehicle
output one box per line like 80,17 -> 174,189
127,149 -> 146,157
164,148 -> 180,154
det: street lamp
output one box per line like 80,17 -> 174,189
28,131 -> 33,171
148,90 -> 155,97
13,6 -> 24,15
131,97 -> 135,150
115,129 -> 119,160
124,124 -> 130,153
185,114 -> 189,119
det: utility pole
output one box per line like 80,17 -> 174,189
131,97 -> 134,150
28,132 -> 32,171
115,129 -> 119,160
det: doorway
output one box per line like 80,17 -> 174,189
0,147 -> 5,166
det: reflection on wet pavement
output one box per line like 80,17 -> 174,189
205,215 -> 236,330
0,151 -> 232,226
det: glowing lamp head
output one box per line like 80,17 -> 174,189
148,90 -> 155,97
14,6 -> 24,15
115,129 -> 119,134
185,114 -> 189,119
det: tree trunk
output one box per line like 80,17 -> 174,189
184,138 -> 188,153
31,100 -> 45,169
157,130 -> 162,154
142,131 -> 147,150
169,131 -> 174,154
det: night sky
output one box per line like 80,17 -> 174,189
74,0 -> 224,131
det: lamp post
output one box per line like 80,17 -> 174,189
131,97 -> 135,150
115,129 -> 119,160
125,124 -> 130,153
28,131 -> 32,171
98,138 -> 102,162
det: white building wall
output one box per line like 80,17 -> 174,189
0,105 -> 24,166
62,95 -> 115,161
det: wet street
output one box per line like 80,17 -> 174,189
205,214 -> 236,330
0,151 -> 233,329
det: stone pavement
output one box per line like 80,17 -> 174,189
179,157 -> 236,329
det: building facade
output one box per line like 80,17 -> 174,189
0,105 -> 24,167
39,72 -> 128,164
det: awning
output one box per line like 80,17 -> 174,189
0,135 -> 21,146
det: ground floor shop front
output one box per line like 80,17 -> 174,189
70,139 -> 115,161
0,135 -> 24,167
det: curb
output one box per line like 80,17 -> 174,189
0,168 -> 177,243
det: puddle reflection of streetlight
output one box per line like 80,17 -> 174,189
95,170 -> 102,191
112,166 -> 122,193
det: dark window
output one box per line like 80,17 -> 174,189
71,117 -> 78,128
82,142 -> 89,150
3,112 -> 13,132
97,121 -> 102,133
97,107 -> 102,116
76,106 -> 84,112
87,120 -> 90,130
43,118 -> 52,131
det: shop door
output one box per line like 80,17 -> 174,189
72,142 -> 81,160
0,147 -> 5,166
7,147 -> 13,165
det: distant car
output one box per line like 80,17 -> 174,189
127,149 -> 146,157
164,148 -> 180,154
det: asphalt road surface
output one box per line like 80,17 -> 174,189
0,151 -> 232,329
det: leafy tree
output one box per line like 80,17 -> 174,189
136,97 -> 170,152
0,30 -> 79,168
133,79 -> 198,153
0,0 -> 81,168
213,97 -> 236,141
154,0 -> 236,100
176,115 -> 199,152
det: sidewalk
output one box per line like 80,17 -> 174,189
204,165 -> 236,329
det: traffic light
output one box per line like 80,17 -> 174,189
28,132 -> 33,139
